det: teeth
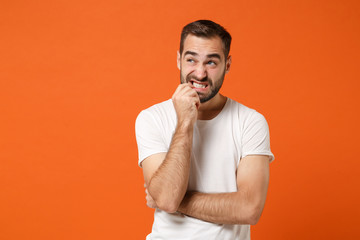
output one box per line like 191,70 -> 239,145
193,82 -> 206,88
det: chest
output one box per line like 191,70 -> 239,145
188,118 -> 241,192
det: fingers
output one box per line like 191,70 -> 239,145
173,83 -> 198,99
145,187 -> 157,209
172,83 -> 200,125
172,83 -> 200,106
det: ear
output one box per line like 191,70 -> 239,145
177,51 -> 181,70
225,55 -> 232,74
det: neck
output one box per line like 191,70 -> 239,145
197,93 -> 227,120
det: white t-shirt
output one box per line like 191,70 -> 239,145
135,98 -> 274,240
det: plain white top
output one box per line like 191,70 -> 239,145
135,98 -> 274,240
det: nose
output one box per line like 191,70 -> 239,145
193,64 -> 207,80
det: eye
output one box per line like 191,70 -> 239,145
186,58 -> 195,63
207,61 -> 216,66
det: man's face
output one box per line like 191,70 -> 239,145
177,34 -> 231,103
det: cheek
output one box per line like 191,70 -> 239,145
181,66 -> 195,76
208,69 -> 222,78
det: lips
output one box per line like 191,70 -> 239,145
190,80 -> 208,90
193,82 -> 206,88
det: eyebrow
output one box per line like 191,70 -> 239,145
184,51 -> 222,60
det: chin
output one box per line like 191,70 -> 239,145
199,95 -> 212,103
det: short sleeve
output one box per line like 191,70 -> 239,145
241,111 -> 274,162
135,110 -> 168,167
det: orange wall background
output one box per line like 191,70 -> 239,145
1,0 -> 359,239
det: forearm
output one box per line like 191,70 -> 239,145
148,123 -> 193,212
178,156 -> 269,225
178,190 -> 262,225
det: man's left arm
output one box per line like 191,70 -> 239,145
177,155 -> 270,225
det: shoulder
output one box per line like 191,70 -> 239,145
226,98 -> 266,123
135,99 -> 176,132
136,99 -> 174,121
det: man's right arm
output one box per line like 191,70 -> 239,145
141,83 -> 199,213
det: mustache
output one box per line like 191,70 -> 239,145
186,75 -> 209,83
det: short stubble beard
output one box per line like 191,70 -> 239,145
180,68 -> 226,103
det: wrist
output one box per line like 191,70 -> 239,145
176,119 -> 195,132
177,191 -> 194,214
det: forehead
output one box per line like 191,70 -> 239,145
182,35 -> 225,59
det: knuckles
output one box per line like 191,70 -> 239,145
171,84 -> 200,122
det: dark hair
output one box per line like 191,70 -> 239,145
180,20 -> 232,58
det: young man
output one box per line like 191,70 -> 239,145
135,20 -> 274,240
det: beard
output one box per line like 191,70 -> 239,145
180,69 -> 226,103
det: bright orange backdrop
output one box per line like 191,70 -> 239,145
1,0 -> 359,239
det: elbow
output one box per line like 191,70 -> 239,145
246,205 -> 263,225
234,201 -> 264,225
147,184 -> 183,213
156,198 -> 180,214
157,202 -> 179,214
247,212 -> 261,225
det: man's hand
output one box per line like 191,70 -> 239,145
145,185 -> 157,209
172,83 -> 200,126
